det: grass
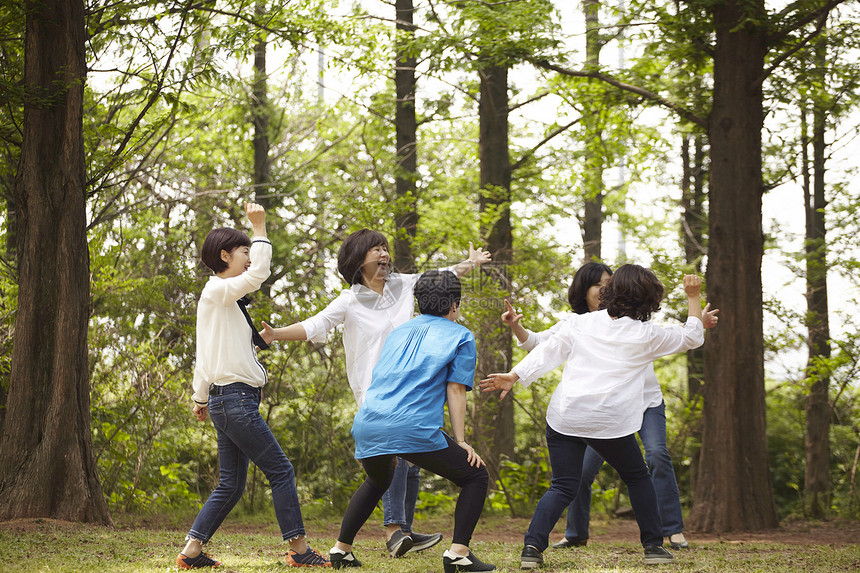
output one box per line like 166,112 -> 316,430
0,513 -> 858,573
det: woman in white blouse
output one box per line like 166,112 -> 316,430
261,229 -> 490,557
481,265 -> 706,568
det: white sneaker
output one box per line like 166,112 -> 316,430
668,533 -> 688,549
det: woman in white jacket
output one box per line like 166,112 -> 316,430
481,265 -> 707,568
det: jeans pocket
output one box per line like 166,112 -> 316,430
209,398 -> 228,432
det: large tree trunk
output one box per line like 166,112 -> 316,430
689,0 -> 778,532
0,0 -> 111,524
802,39 -> 831,516
474,63 -> 514,484
393,0 -> 418,273
580,0 -> 604,261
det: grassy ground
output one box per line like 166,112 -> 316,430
1,513 -> 858,573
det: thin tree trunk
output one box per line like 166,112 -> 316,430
475,63 -> 514,484
681,134 -> 707,496
0,0 -> 111,524
253,0 -> 271,210
393,0 -> 418,273
689,0 -> 778,532
803,37 -> 832,516
580,0 -> 604,261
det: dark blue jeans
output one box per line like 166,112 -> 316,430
382,457 -> 420,530
524,424 -> 663,551
188,383 -> 304,542
564,401 -> 684,540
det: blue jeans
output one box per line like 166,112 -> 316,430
525,424 -> 662,551
563,401 -> 684,540
188,383 -> 304,542
382,457 -> 420,530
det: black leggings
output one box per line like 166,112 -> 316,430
338,434 -> 489,546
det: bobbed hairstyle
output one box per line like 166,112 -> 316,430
414,270 -> 461,316
201,227 -> 252,273
598,263 -> 664,321
567,262 -> 614,314
337,229 -> 391,286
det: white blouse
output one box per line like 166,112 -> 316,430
192,239 -> 272,404
512,309 -> 703,439
300,272 -> 422,405
518,313 -> 664,410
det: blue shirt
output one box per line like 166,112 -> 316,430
352,314 -> 477,458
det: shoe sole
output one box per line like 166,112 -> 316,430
388,536 -> 414,558
521,560 -> 542,569
645,556 -> 675,565
409,534 -> 443,553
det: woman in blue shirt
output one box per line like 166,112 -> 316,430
328,271 -> 495,573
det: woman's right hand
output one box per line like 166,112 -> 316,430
501,299 -> 523,329
457,441 -> 485,467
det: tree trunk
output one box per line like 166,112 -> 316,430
0,0 -> 111,524
580,0 -> 604,262
252,0 -> 271,210
393,0 -> 418,273
475,63 -> 514,483
803,37 -> 831,517
681,134 -> 707,496
689,0 -> 778,532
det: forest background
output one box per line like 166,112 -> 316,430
0,0 -> 859,536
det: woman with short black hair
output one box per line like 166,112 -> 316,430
261,230 -> 490,557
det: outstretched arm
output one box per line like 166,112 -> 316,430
501,299 -> 530,344
451,242 -> 492,277
479,371 -> 519,400
447,382 -> 484,467
260,321 -> 308,344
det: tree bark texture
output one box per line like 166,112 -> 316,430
689,0 -> 778,532
393,0 -> 418,273
0,0 -> 111,524
580,0 -> 604,262
803,44 -> 832,516
475,63 -> 514,483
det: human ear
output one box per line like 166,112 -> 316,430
220,249 -> 231,263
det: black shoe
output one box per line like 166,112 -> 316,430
644,545 -> 674,564
329,548 -> 361,569
551,537 -> 587,548
520,545 -> 543,569
442,550 -> 496,572
385,530 -> 413,557
406,531 -> 443,552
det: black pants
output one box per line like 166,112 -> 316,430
338,434 -> 489,546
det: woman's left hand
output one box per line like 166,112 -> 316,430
457,441 -> 485,468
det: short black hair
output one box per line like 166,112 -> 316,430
337,229 -> 390,285
201,228 -> 252,273
567,262 -> 613,314
599,263 -> 664,321
414,270 -> 461,316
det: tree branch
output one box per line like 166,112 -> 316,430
511,118 -> 580,172
530,58 -> 707,128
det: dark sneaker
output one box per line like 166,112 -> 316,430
644,545 -> 674,564
406,531 -> 443,553
329,548 -> 361,569
668,533 -> 688,549
176,552 -> 221,569
442,549 -> 496,572
520,545 -> 543,569
551,537 -> 587,548
286,546 -> 332,567
385,530 -> 413,557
